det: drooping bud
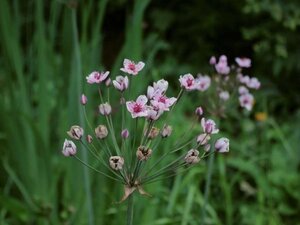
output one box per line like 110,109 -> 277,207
136,146 -> 152,161
146,127 -> 160,139
99,103 -> 112,116
195,106 -> 203,117
121,129 -> 129,139
215,137 -> 229,153
67,125 -> 84,140
196,133 -> 211,145
86,135 -> 93,143
184,149 -> 200,164
62,139 -> 77,157
95,125 -> 108,139
204,144 -> 211,152
81,94 -> 88,105
161,125 -> 172,138
109,156 -> 124,170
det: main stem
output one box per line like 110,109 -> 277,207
127,194 -> 134,225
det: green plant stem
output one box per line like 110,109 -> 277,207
127,194 -> 134,225
201,152 -> 215,225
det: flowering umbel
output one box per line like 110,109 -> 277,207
60,57 -> 250,204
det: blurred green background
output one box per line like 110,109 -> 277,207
1,0 -> 300,224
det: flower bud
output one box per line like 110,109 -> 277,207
67,125 -> 84,140
161,125 -> 172,138
62,139 -> 77,157
105,78 -> 111,87
81,94 -> 87,105
201,118 -> 219,134
195,106 -> 203,117
204,144 -> 211,152
95,125 -> 108,139
146,127 -> 160,139
109,156 -> 124,170
86,134 -> 93,143
121,129 -> 129,139
209,56 -> 216,65
215,137 -> 229,153
196,133 -> 211,145
184,149 -> 200,164
99,103 -> 112,116
136,146 -> 152,161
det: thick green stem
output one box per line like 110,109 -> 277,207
127,194 -> 134,225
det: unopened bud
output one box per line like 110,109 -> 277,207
146,127 -> 160,139
67,125 -> 84,140
121,129 -> 129,139
195,106 -> 203,117
136,146 -> 152,161
184,149 -> 200,164
196,133 -> 210,145
204,144 -> 211,152
95,125 -> 108,139
209,56 -> 216,65
215,137 -> 229,153
86,135 -> 93,143
105,78 -> 111,87
109,156 -> 124,170
81,94 -> 87,105
161,125 -> 172,138
99,103 -> 112,116
62,139 -> 77,157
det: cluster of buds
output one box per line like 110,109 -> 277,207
61,58 -> 233,202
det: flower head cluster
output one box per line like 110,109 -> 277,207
61,58 -> 230,202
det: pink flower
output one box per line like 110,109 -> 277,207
121,129 -> 129,139
197,133 -> 211,145
86,71 -> 109,84
219,91 -> 230,101
81,94 -> 87,105
195,106 -> 203,116
239,93 -> 254,111
238,74 -> 250,84
238,86 -> 249,95
247,77 -> 261,90
215,137 -> 230,153
179,73 -> 196,90
126,95 -> 148,118
147,79 -> 169,99
201,118 -> 219,134
62,139 -> 77,157
209,56 -> 216,65
120,59 -> 145,75
215,55 -> 230,75
150,94 -> 177,111
99,103 -> 112,115
235,57 -> 251,68
146,106 -> 163,121
113,76 -> 129,92
195,74 -> 211,91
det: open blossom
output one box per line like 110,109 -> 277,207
215,137 -> 230,153
184,149 -> 200,164
146,106 -> 163,121
86,71 -> 109,84
197,133 -> 211,145
113,76 -> 129,92
99,103 -> 112,115
238,86 -> 249,95
109,156 -> 124,170
179,73 -> 196,90
147,79 -> 169,99
215,55 -> 230,75
247,77 -> 261,90
120,59 -> 145,75
62,139 -> 77,157
195,74 -> 211,91
150,94 -> 177,111
126,95 -> 148,118
201,118 -> 219,134
239,93 -> 254,111
235,57 -> 251,68
219,91 -> 230,101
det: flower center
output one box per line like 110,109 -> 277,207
129,64 -> 136,71
133,104 -> 142,113
187,78 -> 193,87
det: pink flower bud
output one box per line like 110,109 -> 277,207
105,78 -> 111,87
136,146 -> 152,161
95,125 -> 108,139
161,125 -> 172,138
99,103 -> 112,116
184,149 -> 200,164
201,118 -> 219,134
195,106 -> 203,116
121,129 -> 129,139
86,135 -> 93,143
62,139 -> 77,157
81,94 -> 87,105
67,125 -> 84,140
109,156 -> 124,170
196,133 -> 211,145
209,56 -> 216,65
215,137 -> 229,153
